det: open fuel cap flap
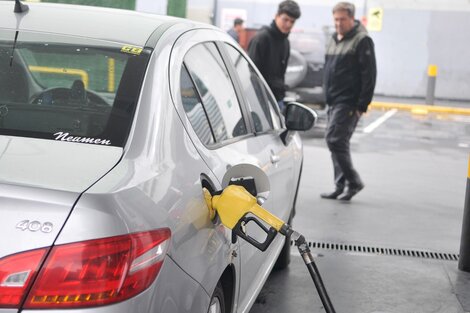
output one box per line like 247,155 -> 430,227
222,164 -> 270,199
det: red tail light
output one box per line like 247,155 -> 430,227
0,228 -> 171,309
25,229 -> 171,309
0,248 -> 48,308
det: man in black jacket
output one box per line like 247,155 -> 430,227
321,2 -> 376,201
248,0 -> 301,112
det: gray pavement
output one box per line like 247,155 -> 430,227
297,109 -> 468,253
251,253 -> 470,313
250,108 -> 470,313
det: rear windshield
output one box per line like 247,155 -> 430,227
0,30 -> 151,147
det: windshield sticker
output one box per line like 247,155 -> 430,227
121,45 -> 143,55
53,132 -> 111,145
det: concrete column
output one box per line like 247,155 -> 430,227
459,155 -> 470,272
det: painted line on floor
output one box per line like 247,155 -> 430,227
363,109 -> 397,133
370,101 -> 470,115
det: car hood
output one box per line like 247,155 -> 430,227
0,136 -> 123,258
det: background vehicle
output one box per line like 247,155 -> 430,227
285,28 -> 326,110
0,2 -> 313,313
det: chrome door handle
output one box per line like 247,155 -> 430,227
270,154 -> 280,164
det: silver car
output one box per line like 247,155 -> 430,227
0,2 -> 314,313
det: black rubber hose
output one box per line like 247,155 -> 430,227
295,235 -> 336,313
303,252 -> 336,313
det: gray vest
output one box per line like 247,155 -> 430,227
326,31 -> 367,58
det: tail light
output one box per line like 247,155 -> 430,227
0,229 -> 171,309
0,248 -> 48,308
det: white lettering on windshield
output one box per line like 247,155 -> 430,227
53,132 -> 111,145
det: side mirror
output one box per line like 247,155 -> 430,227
285,102 -> 318,131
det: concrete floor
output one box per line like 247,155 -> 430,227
249,108 -> 470,313
251,253 -> 470,313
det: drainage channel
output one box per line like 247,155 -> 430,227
291,240 -> 459,261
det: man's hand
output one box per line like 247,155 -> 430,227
356,110 -> 363,118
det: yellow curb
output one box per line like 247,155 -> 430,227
370,101 -> 470,116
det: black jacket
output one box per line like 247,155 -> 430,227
248,21 -> 290,101
324,21 -> 377,112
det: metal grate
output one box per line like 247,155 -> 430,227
291,240 -> 459,261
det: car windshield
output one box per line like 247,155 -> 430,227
0,30 -> 151,147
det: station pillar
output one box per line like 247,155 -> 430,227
425,64 -> 438,105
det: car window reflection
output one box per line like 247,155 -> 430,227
183,42 -> 247,143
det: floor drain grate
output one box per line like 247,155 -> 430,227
291,240 -> 459,261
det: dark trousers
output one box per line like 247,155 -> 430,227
325,104 -> 362,190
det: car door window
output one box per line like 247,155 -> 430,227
224,44 -> 281,132
180,64 -> 215,145
184,42 -> 247,143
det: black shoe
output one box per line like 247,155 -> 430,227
337,184 -> 364,201
320,189 -> 344,199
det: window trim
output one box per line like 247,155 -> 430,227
204,132 -> 256,150
181,62 -> 217,145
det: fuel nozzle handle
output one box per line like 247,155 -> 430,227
211,185 -> 290,251
211,185 -> 287,231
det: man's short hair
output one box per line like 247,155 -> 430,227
332,2 -> 355,18
234,18 -> 244,27
277,0 -> 301,19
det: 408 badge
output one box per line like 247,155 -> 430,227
16,220 -> 53,233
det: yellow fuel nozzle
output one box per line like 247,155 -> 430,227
211,185 -> 285,231
203,187 -> 216,221
208,185 -> 291,251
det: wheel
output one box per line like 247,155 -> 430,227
274,214 -> 292,270
208,282 -> 225,313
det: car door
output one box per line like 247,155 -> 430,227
169,29 -> 297,313
218,42 -> 299,310
220,42 -> 297,221
181,40 -> 285,313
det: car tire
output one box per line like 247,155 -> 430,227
274,214 -> 292,270
208,282 -> 225,313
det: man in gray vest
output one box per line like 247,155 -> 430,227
321,2 -> 376,201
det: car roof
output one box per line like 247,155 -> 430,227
0,1 -> 201,47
